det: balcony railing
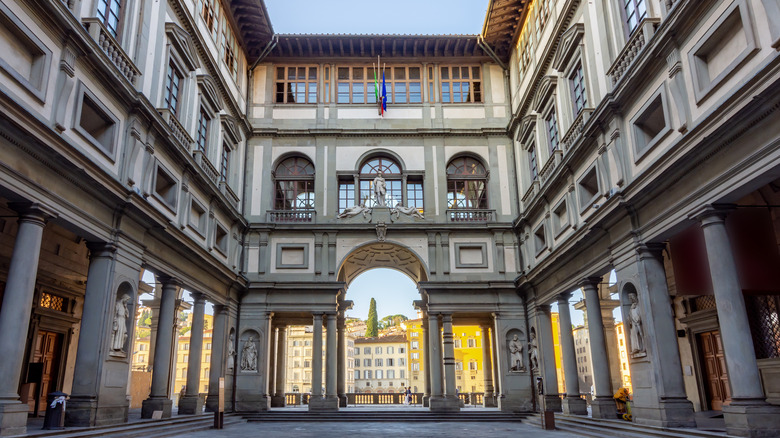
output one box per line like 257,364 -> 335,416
220,181 -> 239,209
539,149 -> 563,185
82,18 -> 141,85
560,108 -> 593,152
447,209 -> 495,222
157,108 -> 194,153
522,180 -> 539,205
606,18 -> 661,87
192,150 -> 219,184
267,209 -> 315,223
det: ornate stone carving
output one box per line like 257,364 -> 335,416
376,222 -> 387,241
390,203 -> 424,220
240,336 -> 257,371
529,328 -> 539,372
110,294 -> 131,355
227,329 -> 236,371
508,334 -> 524,371
373,174 -> 387,206
628,292 -> 645,354
338,204 -> 371,219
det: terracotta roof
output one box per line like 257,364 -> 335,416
355,335 -> 408,344
481,0 -> 530,62
229,0 -> 274,61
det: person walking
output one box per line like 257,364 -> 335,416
405,386 -> 412,405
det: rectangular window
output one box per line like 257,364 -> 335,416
364,358 -> 371,367
440,66 -> 482,103
387,347 -> 394,354
399,358 -> 405,366
623,0 -> 647,35
375,346 -> 382,354
96,0 -> 122,38
411,341 -> 419,350
364,370 -> 372,379
220,15 -> 238,79
546,109 -> 559,153
164,60 -> 183,115
200,0 -> 217,33
411,352 -> 419,359
220,144 -> 230,182
375,358 -> 383,367
387,66 -> 421,104
412,363 -> 419,371
196,108 -> 209,153
406,181 -> 423,212
528,145 -> 538,181
275,66 -> 318,104
376,369 -> 383,379
427,66 -> 435,103
364,347 -> 370,354
339,181 -> 355,212
354,347 -> 360,355
400,370 -> 405,378
570,62 -> 587,115
467,339 -> 476,348
387,370 -> 395,379
337,66 -> 377,104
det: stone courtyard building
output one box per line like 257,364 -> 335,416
0,0 -> 779,436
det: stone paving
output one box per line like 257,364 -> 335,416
165,419 -> 589,437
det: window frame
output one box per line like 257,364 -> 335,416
272,156 -> 316,211
620,0 -> 647,37
96,0 -> 123,39
445,155 -> 489,210
439,65 -> 483,104
275,65 -> 319,104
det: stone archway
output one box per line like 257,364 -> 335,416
337,241 -> 428,286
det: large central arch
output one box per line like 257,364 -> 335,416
337,241 -> 429,287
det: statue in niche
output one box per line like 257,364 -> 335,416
227,330 -> 236,371
390,203 -> 425,220
111,294 -> 131,352
508,334 -> 524,371
529,329 -> 539,372
373,173 -> 387,207
628,292 -> 645,353
338,204 -> 371,219
240,336 -> 258,371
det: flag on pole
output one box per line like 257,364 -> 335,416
381,67 -> 387,114
374,62 -> 382,116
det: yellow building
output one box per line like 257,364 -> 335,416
403,319 -> 491,394
615,322 -> 632,392
551,313 -> 565,395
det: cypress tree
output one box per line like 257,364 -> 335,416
366,297 -> 378,337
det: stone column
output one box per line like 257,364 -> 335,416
630,245 -> 695,427
422,315 -> 431,407
205,304 -> 226,412
337,315 -> 347,407
311,314 -> 323,398
142,276 -> 179,418
490,324 -> 501,399
557,293 -> 587,415
481,324 -> 496,407
308,313 -> 338,411
427,314 -> 443,401
65,243 -> 117,426
324,314 -> 339,406
271,326 -> 287,407
0,205 -> 49,436
536,304 -> 561,412
698,208 -> 780,437
431,313 -> 460,412
179,292 -> 206,414
267,327 -> 277,400
581,278 -> 614,418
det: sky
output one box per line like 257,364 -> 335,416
264,0 -> 490,35
345,268 -> 420,321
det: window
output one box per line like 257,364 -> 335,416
400,370 -> 405,378
446,156 -> 488,209
364,359 -> 371,367
375,346 -> 382,354
138,355 -> 144,361
220,15 -> 238,79
275,66 -> 318,104
570,62 -> 587,115
273,156 -> 315,211
337,66 -> 378,104
338,180 -> 355,212
387,370 -> 395,379
200,0 -> 217,33
387,358 -> 394,366
411,363 -> 419,371
196,109 -> 210,154
546,109 -> 559,154
411,341 -> 419,350
184,343 -> 190,350
361,157 -> 402,207
410,332 -> 418,337
355,370 -> 360,379
164,60 -> 183,116
440,66 -> 482,103
220,144 -> 230,183
399,358 -> 405,366
623,0 -> 647,35
375,358 -> 383,367
304,360 -> 311,368
411,352 -> 419,360
467,339 -> 476,348
376,370 -> 383,379
385,66 -> 422,104
468,360 -> 478,370
387,346 -> 394,354
205,343 -> 211,350
205,355 -> 211,362
399,347 -> 405,354
365,370 -> 372,379
455,362 -> 463,371
364,347 -> 370,354
355,347 -> 360,355
453,339 -> 461,348
528,145 -> 539,181
96,0 -> 122,38
354,360 -> 359,368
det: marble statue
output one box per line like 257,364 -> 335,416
509,334 -> 524,371
111,294 -> 131,352
338,204 -> 370,219
628,292 -> 645,353
373,173 -> 387,206
240,336 -> 257,371
390,203 -> 424,220
529,329 -> 539,371
227,330 -> 236,370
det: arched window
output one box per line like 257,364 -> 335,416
446,156 -> 488,210
273,157 -> 315,218
338,155 -> 424,213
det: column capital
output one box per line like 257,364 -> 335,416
689,204 -> 735,225
8,202 -> 58,224
557,291 -> 573,305
636,243 -> 666,261
578,277 -> 601,290
86,242 -> 117,259
441,313 -> 453,323
190,291 -> 206,304
537,303 -> 552,313
212,303 -> 226,315
157,275 -> 183,288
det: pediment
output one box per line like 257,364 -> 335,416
552,23 -> 585,71
197,74 -> 223,111
221,114 -> 241,144
518,114 -> 537,146
532,75 -> 558,113
165,22 -> 200,71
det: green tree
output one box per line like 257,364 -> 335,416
366,298 -> 378,337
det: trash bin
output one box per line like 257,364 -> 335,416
43,391 -> 68,430
541,410 -> 555,430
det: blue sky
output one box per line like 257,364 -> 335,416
264,0 -> 490,35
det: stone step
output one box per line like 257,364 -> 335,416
524,414 -> 734,438
15,414 -> 242,438
243,411 -> 529,422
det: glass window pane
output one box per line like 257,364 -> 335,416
472,66 -> 480,79
395,83 -> 406,103
461,67 -> 469,79
452,68 -> 460,79
277,67 -> 285,80
337,83 -> 350,103
308,67 -> 317,80
394,67 -> 405,80
353,83 -> 364,103
409,67 -> 421,80
338,67 -> 350,80
297,67 -> 306,80
409,82 -> 421,103
440,67 -> 449,80
353,67 -> 364,80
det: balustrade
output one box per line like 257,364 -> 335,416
82,18 -> 141,85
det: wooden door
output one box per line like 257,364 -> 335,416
699,330 -> 731,410
28,331 -> 62,414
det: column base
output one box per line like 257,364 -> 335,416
0,401 -> 28,437
429,396 -> 460,413
234,394 -> 270,412
561,396 -> 587,415
723,400 -> 780,438
422,395 -> 430,407
338,394 -> 347,408
204,393 -> 219,412
590,396 -> 617,419
483,393 -> 497,408
178,395 -> 204,415
542,394 -> 562,412
141,397 -> 172,419
308,395 -> 339,412
64,397 -> 97,427
270,394 -> 286,408
633,397 -> 695,428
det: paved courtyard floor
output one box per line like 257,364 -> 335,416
166,420 -> 588,438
